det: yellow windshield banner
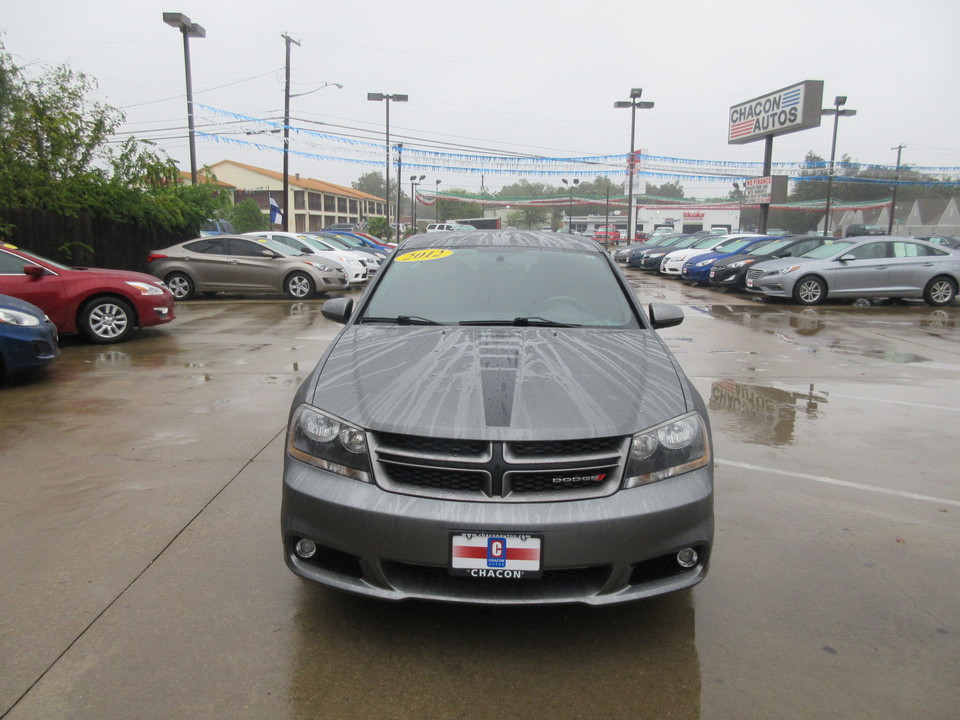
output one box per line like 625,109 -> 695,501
395,248 -> 453,263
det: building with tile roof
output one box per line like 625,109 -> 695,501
206,160 -> 386,231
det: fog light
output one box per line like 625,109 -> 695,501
295,539 -> 318,559
676,547 -> 698,568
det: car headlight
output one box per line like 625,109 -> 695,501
695,258 -> 716,267
305,261 -> 337,273
649,252 -> 665,258
777,265 -> 802,275
126,281 -> 165,295
287,405 -> 371,482
622,412 -> 711,488
0,308 -> 41,327
728,259 -> 755,269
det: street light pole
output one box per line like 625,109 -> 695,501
367,93 -> 408,239
615,89 -> 655,240
163,13 -> 206,186
281,33 -> 300,232
821,96 -> 857,237
561,178 -> 580,234
888,144 -> 905,235
409,174 -> 426,232
435,179 -> 442,222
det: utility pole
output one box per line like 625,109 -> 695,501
888,144 -> 905,235
282,33 -> 300,232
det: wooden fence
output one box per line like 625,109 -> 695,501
0,208 -> 192,273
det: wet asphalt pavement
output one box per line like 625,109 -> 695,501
1,270 -> 958,720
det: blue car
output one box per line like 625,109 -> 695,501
0,294 -> 59,376
681,237 -> 778,284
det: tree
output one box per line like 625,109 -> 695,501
643,181 -> 685,200
436,189 -> 479,222
505,207 -> 549,229
222,198 -> 270,233
0,47 -> 224,234
352,171 -> 386,199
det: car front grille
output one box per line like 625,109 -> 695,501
369,431 -> 626,502
746,268 -> 765,281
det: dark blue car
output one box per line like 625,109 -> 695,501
0,294 -> 59,376
680,237 -> 776,284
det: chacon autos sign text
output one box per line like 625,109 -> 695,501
728,81 -> 824,145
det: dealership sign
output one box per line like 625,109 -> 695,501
744,176 -> 788,205
728,81 -> 824,145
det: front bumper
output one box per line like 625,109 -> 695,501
281,459 -> 713,605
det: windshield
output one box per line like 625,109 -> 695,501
259,238 -> 300,255
801,240 -> 855,259
692,236 -> 724,249
713,237 -> 756,254
747,239 -> 789,255
362,246 -> 639,328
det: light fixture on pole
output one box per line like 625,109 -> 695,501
367,92 -> 408,238
435,179 -> 442,222
821,96 -> 857,237
410,174 -> 426,232
561,178 -> 580,234
163,13 -> 206,186
614,88 -> 655,240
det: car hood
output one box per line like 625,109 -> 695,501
750,256 -> 820,273
667,248 -> 710,262
67,267 -> 168,284
306,325 -> 689,441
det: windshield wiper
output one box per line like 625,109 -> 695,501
459,317 -> 581,328
360,315 -> 441,325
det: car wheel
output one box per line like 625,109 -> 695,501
80,297 -> 134,344
793,276 -> 826,305
923,276 -> 957,306
165,272 -> 195,300
286,271 -> 315,299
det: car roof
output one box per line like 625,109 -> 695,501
399,229 -> 601,252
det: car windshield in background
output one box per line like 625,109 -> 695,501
712,238 -> 756,254
746,239 -> 791,255
362,246 -> 639,328
801,240 -> 855,259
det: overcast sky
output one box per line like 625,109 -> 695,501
3,0 -> 958,199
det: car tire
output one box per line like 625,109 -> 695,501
80,297 -> 134,344
923,276 -> 957,306
165,272 -> 195,300
793,276 -> 826,305
285,271 -> 315,299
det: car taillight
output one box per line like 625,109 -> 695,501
146,254 -> 168,263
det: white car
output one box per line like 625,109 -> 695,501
246,232 -> 368,285
660,234 -> 763,275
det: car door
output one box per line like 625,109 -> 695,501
886,241 -> 949,294
179,238 -> 232,289
829,241 -> 890,296
225,238 -> 283,291
0,249 -> 69,328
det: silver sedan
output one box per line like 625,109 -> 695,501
745,237 -> 959,306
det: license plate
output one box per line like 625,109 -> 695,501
450,532 -> 542,578
746,278 -> 754,288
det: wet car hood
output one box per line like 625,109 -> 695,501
307,325 -> 689,441
750,256 -> 820,273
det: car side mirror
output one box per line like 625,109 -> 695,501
321,297 -> 354,324
839,254 -> 855,262
648,302 -> 684,329
261,250 -> 279,258
24,265 -> 45,277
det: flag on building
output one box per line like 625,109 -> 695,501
269,196 -> 283,225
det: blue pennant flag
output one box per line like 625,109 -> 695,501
269,195 -> 283,225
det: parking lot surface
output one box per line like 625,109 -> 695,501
2,273 -> 958,720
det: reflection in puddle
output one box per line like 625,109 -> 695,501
710,380 -> 828,446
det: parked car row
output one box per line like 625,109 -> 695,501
146,231 -> 397,301
618,232 -> 960,306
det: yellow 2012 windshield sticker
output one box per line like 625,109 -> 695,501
396,248 -> 453,262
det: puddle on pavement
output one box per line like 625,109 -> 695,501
709,379 -> 828,446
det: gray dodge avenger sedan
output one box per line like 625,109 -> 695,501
282,230 -> 714,605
